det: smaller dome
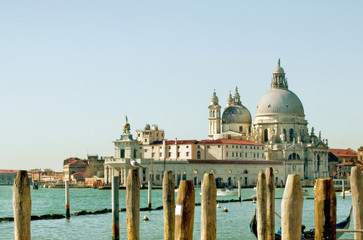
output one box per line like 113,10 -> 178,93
144,124 -> 150,130
210,91 -> 219,105
222,105 -> 251,124
152,125 -> 158,131
274,65 -> 285,74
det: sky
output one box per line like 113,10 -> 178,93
1,1 -> 362,171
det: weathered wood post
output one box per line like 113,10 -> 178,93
238,179 -> 241,201
342,178 -> 345,199
65,180 -> 70,219
175,180 -> 195,240
148,180 -> 152,209
314,178 -> 336,240
13,170 -> 31,240
126,169 -> 140,240
257,171 -> 267,240
201,173 -> 216,240
351,166 -> 363,239
163,171 -> 175,240
266,167 -> 275,240
281,174 -> 303,240
112,175 -> 120,240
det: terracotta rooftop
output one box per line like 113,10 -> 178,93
329,148 -> 357,158
66,160 -> 86,166
0,170 -> 17,174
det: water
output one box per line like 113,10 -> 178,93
0,186 -> 354,239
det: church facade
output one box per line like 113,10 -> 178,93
104,61 -> 329,187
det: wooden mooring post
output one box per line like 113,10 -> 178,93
112,175 -> 120,240
266,167 -> 275,240
13,170 -> 31,240
201,173 -> 216,240
148,180 -> 152,209
351,166 -> 363,239
314,178 -> 336,240
163,171 -> 175,240
126,169 -> 140,240
281,174 -> 303,240
175,180 -> 195,240
65,180 -> 70,219
257,171 -> 267,240
342,178 -> 345,199
237,179 -> 241,202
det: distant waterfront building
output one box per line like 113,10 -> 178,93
63,155 -> 104,182
0,170 -> 17,185
104,61 -> 329,187
328,148 -> 360,179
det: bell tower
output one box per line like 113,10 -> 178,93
208,90 -> 221,138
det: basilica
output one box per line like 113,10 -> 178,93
104,61 -> 329,187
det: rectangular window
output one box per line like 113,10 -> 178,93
120,149 -> 125,158
186,146 -> 189,148
245,153 -> 247,157
232,152 -> 234,157
240,153 -> 242,157
168,153 -> 171,157
169,146 -> 171,149
152,153 -> 155,157
218,145 -> 221,148
177,152 -> 180,157
226,152 -> 228,157
186,152 -> 189,156
207,145 -> 210,148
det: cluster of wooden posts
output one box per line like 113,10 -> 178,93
110,169 -> 218,240
12,166 -> 363,240
257,166 -> 363,240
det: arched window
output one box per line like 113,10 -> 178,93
288,153 -> 301,160
264,129 -> 269,142
289,128 -> 294,142
197,151 -> 201,159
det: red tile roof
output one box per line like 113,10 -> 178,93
67,160 -> 86,166
329,148 -> 357,158
72,172 -> 85,176
198,139 -> 262,146
0,170 -> 17,174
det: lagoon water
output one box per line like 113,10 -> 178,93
0,186 -> 354,239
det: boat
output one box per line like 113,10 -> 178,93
217,189 -> 238,196
249,206 -> 352,239
199,188 -> 238,196
340,190 -> 352,197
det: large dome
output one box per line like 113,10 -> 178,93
256,88 -> 304,116
222,105 -> 252,124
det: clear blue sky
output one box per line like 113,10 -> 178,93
1,1 -> 362,171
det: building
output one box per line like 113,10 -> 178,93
105,61 -> 329,187
328,148 -> 361,178
0,170 -> 17,185
63,157 -> 87,181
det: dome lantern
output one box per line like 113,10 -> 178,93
271,59 -> 288,90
